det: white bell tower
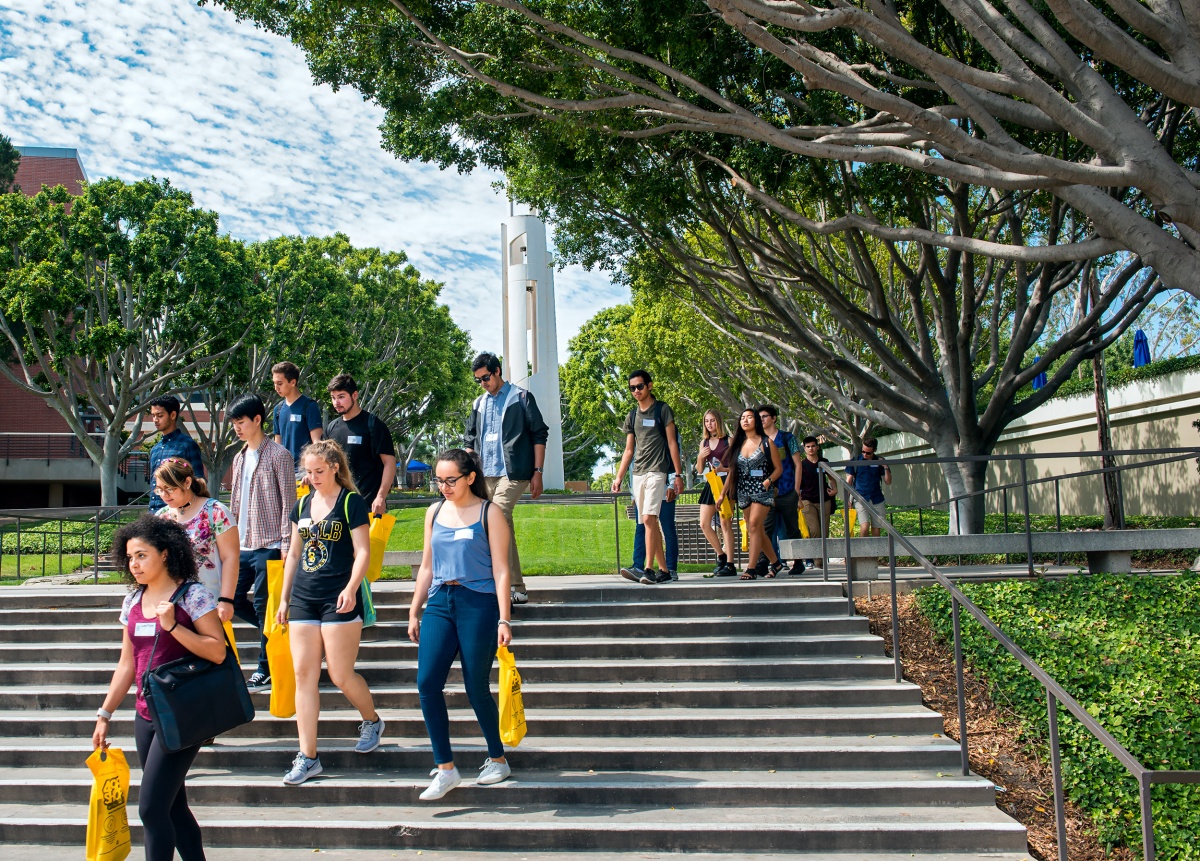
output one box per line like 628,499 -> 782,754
501,210 -> 565,489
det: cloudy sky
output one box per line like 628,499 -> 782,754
0,0 -> 627,356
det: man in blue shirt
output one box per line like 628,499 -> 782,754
271,361 -> 323,475
844,438 -> 892,537
757,405 -> 804,574
146,394 -> 205,512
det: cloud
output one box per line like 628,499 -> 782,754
0,0 -> 628,356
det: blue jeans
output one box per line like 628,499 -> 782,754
632,498 -> 678,572
416,585 -> 504,765
234,548 -> 280,675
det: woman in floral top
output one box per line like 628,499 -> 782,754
153,458 -> 240,623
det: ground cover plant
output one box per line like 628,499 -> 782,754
916,575 -> 1200,860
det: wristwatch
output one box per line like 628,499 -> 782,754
533,467 -> 544,473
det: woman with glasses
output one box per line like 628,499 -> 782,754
715,408 -> 784,580
695,410 -> 736,576
275,439 -> 383,786
408,448 -> 513,801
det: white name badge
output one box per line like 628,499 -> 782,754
346,435 -> 363,445
750,469 -> 765,477
298,518 -> 313,531
134,622 -> 157,637
289,414 -> 303,422
453,528 -> 474,541
642,419 -> 656,427
485,432 -> 499,442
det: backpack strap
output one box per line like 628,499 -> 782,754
481,499 -> 490,541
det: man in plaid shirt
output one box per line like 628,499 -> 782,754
227,393 -> 296,691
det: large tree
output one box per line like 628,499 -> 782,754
0,134 -> 19,194
0,178 -> 254,504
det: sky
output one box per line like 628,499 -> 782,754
0,0 -> 628,357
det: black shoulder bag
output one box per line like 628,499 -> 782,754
141,583 -> 255,752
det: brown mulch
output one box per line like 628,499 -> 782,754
857,593 -> 1134,861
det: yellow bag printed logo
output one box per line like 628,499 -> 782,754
86,747 -> 131,861
497,645 -> 526,747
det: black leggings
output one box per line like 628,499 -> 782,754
134,714 -> 205,861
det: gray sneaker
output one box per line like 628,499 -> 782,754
420,766 -> 462,800
619,566 -> 644,583
477,758 -> 512,785
510,588 -> 529,605
283,752 -> 322,786
355,718 -> 385,753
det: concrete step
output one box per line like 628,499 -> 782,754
0,632 -> 887,663
0,766 -> 1000,807
0,704 -> 946,739
0,734 -> 967,772
0,679 -> 925,711
0,655 -> 900,686
0,802 -> 1029,853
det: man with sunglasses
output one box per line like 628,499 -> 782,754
463,353 -> 549,605
845,438 -> 892,537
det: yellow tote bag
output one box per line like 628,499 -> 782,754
366,512 -> 396,583
222,620 -> 238,654
496,645 -> 527,747
703,470 -> 734,521
266,626 -> 296,718
85,747 -> 131,861
265,560 -> 285,637
798,507 -> 810,539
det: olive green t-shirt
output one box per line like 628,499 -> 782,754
622,400 -> 676,476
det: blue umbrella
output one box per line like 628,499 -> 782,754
1031,356 -> 1047,391
406,459 -> 431,472
1133,329 -> 1151,368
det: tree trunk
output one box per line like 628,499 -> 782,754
1093,353 -> 1125,529
99,439 -> 124,509
935,441 -> 990,535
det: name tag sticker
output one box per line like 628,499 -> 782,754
289,414 -> 302,422
134,622 -> 157,637
642,419 -> 656,427
750,469 -> 765,477
453,528 -> 473,541
485,432 -> 499,442
346,435 -> 363,445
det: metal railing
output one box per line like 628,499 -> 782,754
815,461 -> 1200,861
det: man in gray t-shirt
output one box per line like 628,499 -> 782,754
612,370 -> 683,583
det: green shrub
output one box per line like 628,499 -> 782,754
915,574 -> 1200,859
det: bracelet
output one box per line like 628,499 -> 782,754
497,620 -> 512,628
166,621 -> 179,633
96,707 -> 112,720
217,597 -> 234,605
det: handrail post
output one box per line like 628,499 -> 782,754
1055,479 -> 1063,565
15,517 -> 21,581
843,487 -> 854,616
1047,689 -> 1068,861
1021,458 -> 1035,578
952,597 -> 969,776
1002,487 -> 1010,563
819,477 -> 829,581
93,509 -> 101,582
888,531 -> 901,684
1140,772 -> 1155,861
612,494 -> 621,576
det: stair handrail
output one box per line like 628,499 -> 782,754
818,462 -> 1200,861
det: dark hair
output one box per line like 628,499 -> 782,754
154,457 -> 210,499
272,361 -> 300,382
328,373 -> 357,395
227,393 -> 267,425
147,395 -> 181,416
471,353 -> 502,375
435,448 -> 489,500
863,437 -> 879,450
756,403 -> 778,419
802,435 -> 819,446
628,369 -> 652,386
113,515 -> 198,588
723,407 -> 766,491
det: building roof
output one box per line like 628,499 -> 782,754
12,146 -> 88,197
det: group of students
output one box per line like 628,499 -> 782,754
92,356 -> 533,860
612,370 -> 893,583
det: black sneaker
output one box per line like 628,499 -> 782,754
789,560 -> 806,576
711,561 -> 726,576
619,566 -> 644,583
716,563 -> 737,577
639,568 -> 659,585
247,671 -> 271,692
655,569 -> 675,583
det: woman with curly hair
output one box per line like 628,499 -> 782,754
92,515 -> 226,861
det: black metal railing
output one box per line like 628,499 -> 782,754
815,461 -> 1200,861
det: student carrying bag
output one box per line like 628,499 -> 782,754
140,582 -> 255,752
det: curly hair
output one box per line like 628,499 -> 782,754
112,514 -> 199,588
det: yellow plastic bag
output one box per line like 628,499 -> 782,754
704,470 -> 733,521
496,645 -> 526,747
296,480 -> 310,500
798,507 -> 810,539
222,620 -> 238,654
366,512 -> 396,583
266,625 -> 296,718
86,747 -> 131,861
265,560 -> 285,637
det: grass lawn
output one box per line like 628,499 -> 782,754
0,553 -> 96,582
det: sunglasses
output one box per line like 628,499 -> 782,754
474,372 -> 494,384
629,382 -> 647,392
433,474 -> 469,488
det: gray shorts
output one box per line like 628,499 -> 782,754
854,499 -> 887,529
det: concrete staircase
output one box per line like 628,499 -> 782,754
0,577 -> 1029,857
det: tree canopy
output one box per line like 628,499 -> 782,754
0,134 -> 18,194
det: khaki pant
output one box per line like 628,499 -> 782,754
800,499 -> 834,568
484,476 -> 528,591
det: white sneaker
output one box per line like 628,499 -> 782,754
419,766 -> 462,800
510,588 -> 528,605
477,758 -> 511,786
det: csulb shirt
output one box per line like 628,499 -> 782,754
148,430 -> 205,512
621,400 -> 677,476
274,395 -> 323,468
325,410 -> 395,504
290,489 -> 370,602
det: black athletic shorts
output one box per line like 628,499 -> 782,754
289,594 -> 361,626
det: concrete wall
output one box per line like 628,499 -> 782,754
845,368 -> 1200,518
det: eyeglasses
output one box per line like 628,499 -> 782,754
758,414 -> 771,421
629,383 -> 647,392
474,372 -> 494,385
433,474 -> 469,488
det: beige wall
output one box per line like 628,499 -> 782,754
849,368 -> 1200,518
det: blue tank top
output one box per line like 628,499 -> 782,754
429,500 -> 495,596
